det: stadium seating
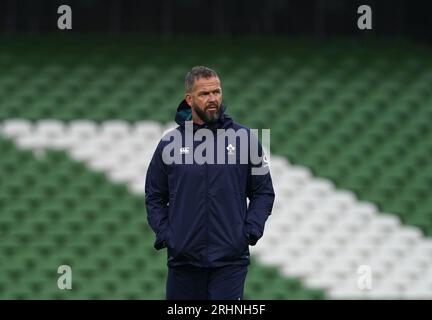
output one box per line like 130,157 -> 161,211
0,37 -> 431,299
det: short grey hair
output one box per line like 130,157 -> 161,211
185,66 -> 219,93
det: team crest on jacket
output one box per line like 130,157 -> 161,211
226,144 -> 236,155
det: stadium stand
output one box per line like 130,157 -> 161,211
0,37 -> 431,299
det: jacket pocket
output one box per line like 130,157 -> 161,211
233,224 -> 249,256
166,228 -> 179,258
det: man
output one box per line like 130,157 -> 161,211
145,66 -> 275,300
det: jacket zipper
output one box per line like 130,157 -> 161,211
204,126 -> 209,267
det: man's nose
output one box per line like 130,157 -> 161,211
208,92 -> 217,102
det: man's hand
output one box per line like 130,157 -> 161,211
247,233 -> 259,246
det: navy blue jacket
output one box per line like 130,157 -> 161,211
145,100 -> 275,267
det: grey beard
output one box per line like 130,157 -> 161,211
193,103 -> 221,124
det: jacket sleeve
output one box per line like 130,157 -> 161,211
245,135 -> 275,246
145,142 -> 169,250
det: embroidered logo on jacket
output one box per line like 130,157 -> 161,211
226,144 -> 236,155
179,147 -> 190,154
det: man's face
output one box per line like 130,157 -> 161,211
186,76 -> 223,124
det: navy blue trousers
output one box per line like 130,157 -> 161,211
166,264 -> 248,300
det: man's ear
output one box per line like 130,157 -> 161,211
185,93 -> 192,106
